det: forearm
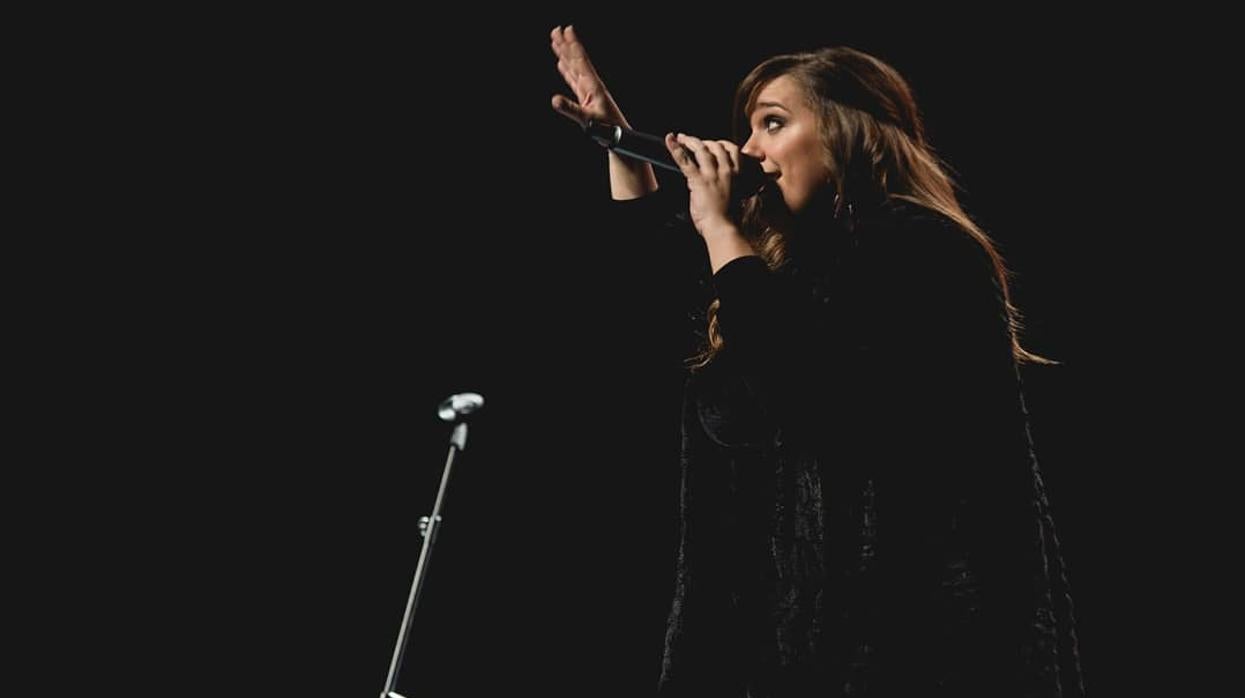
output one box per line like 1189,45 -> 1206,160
701,222 -> 757,273
609,150 -> 659,200
710,252 -> 831,441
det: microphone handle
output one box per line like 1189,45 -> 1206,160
584,120 -> 767,197
585,120 -> 680,172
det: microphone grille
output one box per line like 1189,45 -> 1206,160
438,392 -> 485,422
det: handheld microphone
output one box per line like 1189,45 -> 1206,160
583,120 -> 770,201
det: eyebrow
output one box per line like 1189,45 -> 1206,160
756,101 -> 790,113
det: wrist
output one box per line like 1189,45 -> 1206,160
700,218 -> 741,241
608,150 -> 648,169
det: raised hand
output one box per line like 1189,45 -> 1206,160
550,25 -> 631,130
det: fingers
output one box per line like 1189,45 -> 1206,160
682,133 -> 722,176
550,25 -> 569,55
677,135 -> 708,176
664,133 -> 697,176
555,57 -> 580,96
550,25 -> 573,62
704,141 -> 739,176
715,141 -> 741,173
551,25 -> 592,124
665,134 -> 746,181
678,134 -> 746,183
551,27 -> 576,83
550,25 -> 599,85
561,26 -> 592,71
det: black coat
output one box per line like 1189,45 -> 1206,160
608,189 -> 1084,697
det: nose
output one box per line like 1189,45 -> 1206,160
741,132 -> 762,160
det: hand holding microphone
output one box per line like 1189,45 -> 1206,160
583,121 -> 769,198
665,131 -> 770,237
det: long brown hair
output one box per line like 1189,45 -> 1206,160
689,46 -> 1053,369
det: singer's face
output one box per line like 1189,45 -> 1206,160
740,75 -> 831,216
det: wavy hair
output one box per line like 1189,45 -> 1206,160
689,46 -> 1053,369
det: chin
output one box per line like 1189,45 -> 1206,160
780,186 -> 817,216
786,197 -> 813,217
764,186 -> 798,215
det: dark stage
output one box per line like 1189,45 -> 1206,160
157,9 -> 1201,696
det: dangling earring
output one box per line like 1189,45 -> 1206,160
832,192 -> 855,220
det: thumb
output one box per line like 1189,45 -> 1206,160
550,95 -> 585,126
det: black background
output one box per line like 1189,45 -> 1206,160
118,8 -> 1213,697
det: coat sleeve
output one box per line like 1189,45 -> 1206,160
601,188 -> 716,362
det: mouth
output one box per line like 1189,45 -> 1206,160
757,178 -> 784,201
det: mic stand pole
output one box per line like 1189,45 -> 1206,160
379,421 -> 469,698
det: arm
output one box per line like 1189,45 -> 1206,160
699,221 -> 757,274
549,25 -> 658,200
609,150 -> 659,201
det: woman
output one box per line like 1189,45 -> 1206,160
550,25 -> 1084,697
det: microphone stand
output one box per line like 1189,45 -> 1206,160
380,394 -> 482,698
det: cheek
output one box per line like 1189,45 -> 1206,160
779,178 -> 813,213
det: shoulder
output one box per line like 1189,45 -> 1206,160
859,198 -> 996,278
849,199 -> 1008,323
866,198 -> 978,252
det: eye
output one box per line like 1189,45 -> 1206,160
761,115 -> 784,133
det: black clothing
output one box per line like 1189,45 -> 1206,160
609,190 -> 1084,697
